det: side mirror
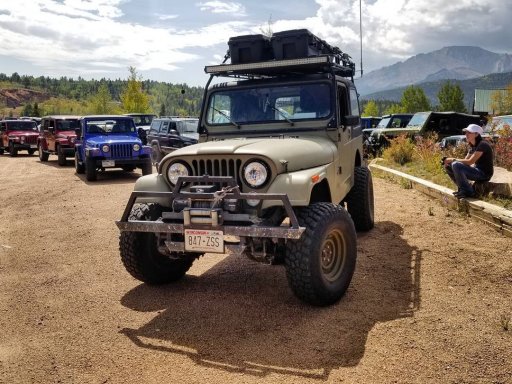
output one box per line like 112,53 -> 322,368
169,129 -> 180,136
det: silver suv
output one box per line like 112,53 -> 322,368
116,30 -> 374,306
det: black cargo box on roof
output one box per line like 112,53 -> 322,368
228,34 -> 272,64
272,29 -> 329,60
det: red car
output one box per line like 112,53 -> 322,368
0,119 -> 39,156
38,115 -> 80,165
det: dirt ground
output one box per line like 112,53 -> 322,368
0,154 -> 511,384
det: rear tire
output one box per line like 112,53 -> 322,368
285,202 -> 357,306
28,149 -> 35,155
151,144 -> 162,164
39,143 -> 49,162
119,203 -> 195,284
345,166 -> 375,231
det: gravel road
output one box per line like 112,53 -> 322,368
0,154 -> 511,384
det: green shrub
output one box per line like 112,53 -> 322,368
382,134 -> 415,165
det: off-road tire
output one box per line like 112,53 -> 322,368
57,146 -> 66,166
28,149 -> 36,155
39,143 -> 49,162
141,159 -> 153,176
122,166 -> 136,172
285,202 -> 357,306
345,166 -> 375,231
119,203 -> 195,284
85,158 -> 97,181
0,148 -> 4,155
9,142 -> 17,157
150,144 -> 162,164
75,151 -> 85,174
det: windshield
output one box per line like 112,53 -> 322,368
6,121 -> 37,131
406,112 -> 429,128
205,82 -> 332,126
56,119 -> 80,131
177,119 -> 199,134
85,118 -> 136,134
376,117 -> 390,128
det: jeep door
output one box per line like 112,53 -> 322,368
335,81 -> 361,198
43,119 -> 56,151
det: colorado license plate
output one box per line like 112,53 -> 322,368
184,229 -> 224,253
102,160 -> 115,167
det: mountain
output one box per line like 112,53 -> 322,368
355,46 -> 512,96
361,71 -> 512,109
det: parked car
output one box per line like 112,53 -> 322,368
0,119 -> 39,156
363,113 -> 412,154
438,135 -> 466,149
147,116 -> 199,163
367,111 -> 481,153
38,115 -> 80,165
361,116 -> 382,129
74,115 -> 152,181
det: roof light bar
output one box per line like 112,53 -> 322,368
205,56 -> 330,74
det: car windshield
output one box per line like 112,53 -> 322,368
177,119 -> 198,134
6,121 -> 37,131
205,82 -> 332,127
376,117 -> 390,128
85,119 -> 136,134
406,112 -> 430,128
56,119 -> 80,130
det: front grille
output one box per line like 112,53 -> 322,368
110,144 -> 132,158
191,158 -> 242,186
25,136 -> 37,145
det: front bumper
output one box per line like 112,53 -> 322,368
116,175 -> 305,241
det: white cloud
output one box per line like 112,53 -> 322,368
197,1 -> 246,16
156,13 -> 179,21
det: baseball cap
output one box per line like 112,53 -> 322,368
463,124 -> 483,135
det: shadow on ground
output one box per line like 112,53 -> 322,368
120,221 -> 421,380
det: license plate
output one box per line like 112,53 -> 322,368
102,160 -> 115,167
184,229 -> 224,253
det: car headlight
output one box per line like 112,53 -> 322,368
243,161 -> 269,188
133,144 -> 141,151
167,162 -> 190,185
101,144 -> 110,153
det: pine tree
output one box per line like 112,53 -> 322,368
401,85 -> 430,113
437,81 -> 467,112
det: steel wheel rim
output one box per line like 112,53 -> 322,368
320,228 -> 346,282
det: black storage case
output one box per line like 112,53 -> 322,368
228,34 -> 273,64
271,29 -> 327,60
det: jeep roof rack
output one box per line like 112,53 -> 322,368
204,55 -> 355,79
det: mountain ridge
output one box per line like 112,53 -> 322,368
355,46 -> 512,96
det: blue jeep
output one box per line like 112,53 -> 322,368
74,115 -> 152,181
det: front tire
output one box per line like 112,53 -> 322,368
85,158 -> 97,181
141,159 -> 153,175
119,203 -> 195,284
285,202 -> 357,306
9,142 -> 17,157
75,151 -> 85,174
57,146 -> 66,166
39,143 -> 49,162
345,166 -> 375,231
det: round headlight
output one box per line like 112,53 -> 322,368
101,144 -> 110,153
133,144 -> 141,151
243,161 -> 269,188
69,137 -> 76,144
167,162 -> 190,185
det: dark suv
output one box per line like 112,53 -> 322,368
147,117 -> 199,163
0,119 -> 39,156
74,115 -> 152,181
38,115 -> 80,165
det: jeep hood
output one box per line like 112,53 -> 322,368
85,135 -> 141,145
7,130 -> 38,136
171,137 -> 336,171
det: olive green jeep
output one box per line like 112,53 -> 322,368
116,29 -> 374,306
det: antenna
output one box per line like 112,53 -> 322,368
359,0 -> 363,77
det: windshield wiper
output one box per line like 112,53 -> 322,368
211,107 -> 240,129
265,99 -> 294,126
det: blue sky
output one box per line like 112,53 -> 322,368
0,0 -> 510,86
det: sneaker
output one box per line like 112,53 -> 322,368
454,191 -> 476,199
